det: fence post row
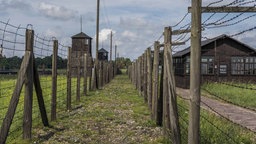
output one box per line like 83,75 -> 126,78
129,27 -> 182,143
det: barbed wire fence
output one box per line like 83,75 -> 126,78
129,0 -> 256,143
0,19 -> 92,143
0,18 -> 118,143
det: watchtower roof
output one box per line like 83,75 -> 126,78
71,32 -> 92,39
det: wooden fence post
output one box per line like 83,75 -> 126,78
88,57 -> 92,91
77,55 -> 81,102
98,61 -> 102,89
67,47 -> 72,111
138,57 -> 141,94
0,52 -> 31,143
84,54 -> 88,96
162,36 -> 170,137
147,48 -> 152,112
23,29 -> 34,139
188,0 -> 202,143
92,62 -> 97,90
51,40 -> 58,121
164,27 -> 181,143
143,52 -> 147,102
152,41 -> 160,123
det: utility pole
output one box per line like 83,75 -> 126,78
96,0 -> 100,62
188,0 -> 201,144
187,3 -> 256,144
80,15 -> 83,32
110,31 -> 113,61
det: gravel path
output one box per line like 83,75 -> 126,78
176,87 -> 256,132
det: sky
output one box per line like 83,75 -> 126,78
1,0 -> 256,60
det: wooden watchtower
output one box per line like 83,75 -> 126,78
98,48 -> 108,61
71,32 -> 92,76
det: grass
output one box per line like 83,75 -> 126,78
30,73 -> 164,143
177,97 -> 256,144
0,74 -> 80,143
201,82 -> 256,109
2,71 -> 256,143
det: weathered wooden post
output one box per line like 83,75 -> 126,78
84,54 -> 88,96
143,52 -> 147,102
67,47 -> 72,111
23,29 -> 34,139
164,27 -> 181,144
51,40 -> 58,121
162,28 -> 170,137
88,57 -> 92,91
152,41 -> 160,123
188,1 -> 202,144
77,55 -> 81,102
92,61 -> 97,90
147,47 -> 152,112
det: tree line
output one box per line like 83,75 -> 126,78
0,55 -> 131,71
0,55 -> 67,70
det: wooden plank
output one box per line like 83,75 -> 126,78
172,42 -> 186,46
51,40 -> 58,121
188,1 -> 202,144
33,55 -> 49,127
188,6 -> 256,13
172,29 -> 191,35
0,52 -> 31,144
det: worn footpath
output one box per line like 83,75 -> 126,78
33,74 -> 164,144
176,87 -> 256,132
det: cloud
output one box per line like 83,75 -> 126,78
0,0 -> 32,12
122,30 -> 137,39
45,29 -> 61,38
120,17 -> 147,29
97,28 -> 116,42
38,2 -> 77,21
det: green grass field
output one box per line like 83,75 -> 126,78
0,74 -> 81,143
177,97 -> 256,144
202,82 -> 256,110
1,73 -> 256,143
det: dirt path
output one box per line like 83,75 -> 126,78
33,75 -> 164,144
176,87 -> 256,132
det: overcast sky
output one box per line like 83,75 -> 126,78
1,0 -> 256,60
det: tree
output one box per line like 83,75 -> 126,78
116,57 -> 132,69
